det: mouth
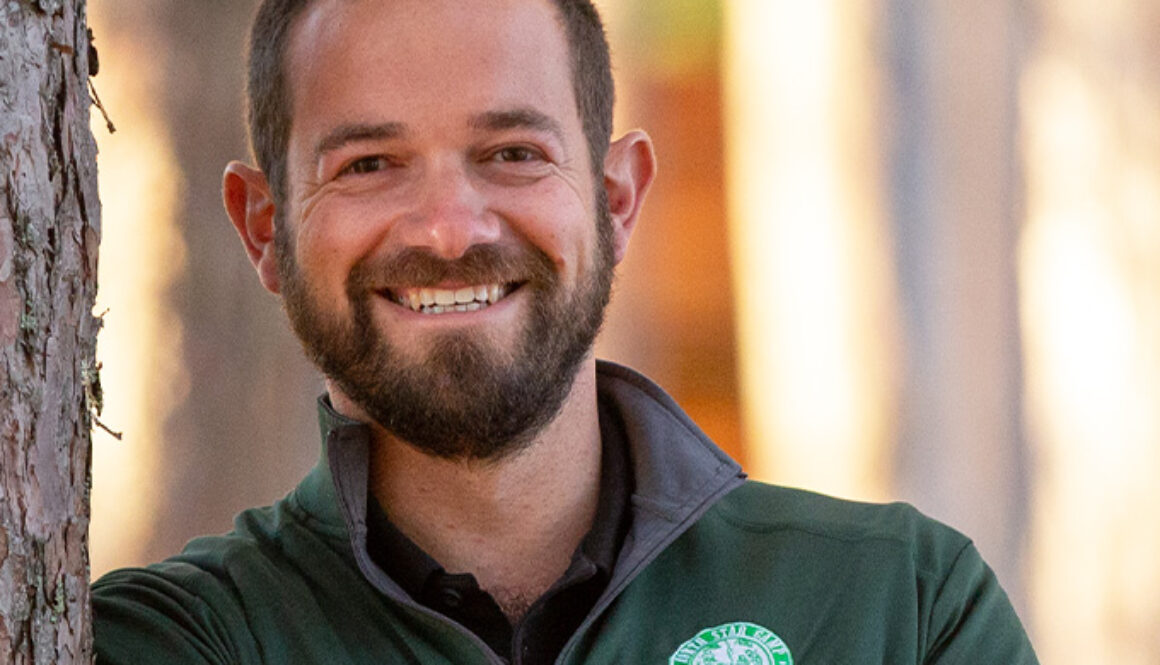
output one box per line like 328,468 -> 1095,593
385,282 -> 520,315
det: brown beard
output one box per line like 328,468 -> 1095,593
275,199 -> 615,462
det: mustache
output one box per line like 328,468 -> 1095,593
348,244 -> 556,291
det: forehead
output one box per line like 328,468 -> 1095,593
285,0 -> 578,138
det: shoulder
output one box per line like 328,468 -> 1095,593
694,482 -> 1037,661
658,480 -> 994,613
624,481 -> 1037,662
98,495 -> 347,593
712,481 -> 969,555
692,481 -> 979,589
92,535 -> 263,665
92,497 -> 351,665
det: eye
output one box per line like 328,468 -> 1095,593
490,146 -> 543,163
339,155 -> 392,176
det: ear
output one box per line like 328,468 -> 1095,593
223,161 -> 282,293
602,130 -> 656,264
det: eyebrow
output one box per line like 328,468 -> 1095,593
313,122 -> 406,163
468,108 -> 565,144
311,109 -> 565,163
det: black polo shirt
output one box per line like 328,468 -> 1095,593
365,400 -> 632,665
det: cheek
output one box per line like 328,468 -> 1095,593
294,193 -> 399,283
488,182 -> 597,280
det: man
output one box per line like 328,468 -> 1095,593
92,0 -> 1039,663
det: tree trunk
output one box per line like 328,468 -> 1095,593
0,0 -> 99,663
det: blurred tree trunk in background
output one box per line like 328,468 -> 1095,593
142,0 -> 319,562
600,1 -> 742,463
883,0 -> 1030,612
0,1 -> 100,663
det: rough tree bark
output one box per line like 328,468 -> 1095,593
0,0 -> 99,663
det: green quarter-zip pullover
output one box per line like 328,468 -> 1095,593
93,362 -> 1038,664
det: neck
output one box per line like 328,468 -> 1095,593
327,356 -> 603,620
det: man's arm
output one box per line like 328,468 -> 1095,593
93,566 -> 256,665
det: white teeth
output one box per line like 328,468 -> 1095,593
392,282 -> 514,314
454,287 -> 476,304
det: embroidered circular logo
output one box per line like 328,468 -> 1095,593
668,622 -> 793,665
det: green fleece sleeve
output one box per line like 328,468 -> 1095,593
93,566 -> 260,665
924,542 -> 1039,664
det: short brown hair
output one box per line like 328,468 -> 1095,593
245,0 -> 615,207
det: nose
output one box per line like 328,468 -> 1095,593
399,156 -> 501,259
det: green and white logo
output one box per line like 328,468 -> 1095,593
669,622 -> 793,665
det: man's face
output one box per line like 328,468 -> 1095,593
277,0 -> 613,459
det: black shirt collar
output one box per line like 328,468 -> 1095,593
365,392 -> 633,601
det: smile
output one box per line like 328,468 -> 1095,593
388,283 -> 517,314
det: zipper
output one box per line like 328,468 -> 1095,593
554,467 -> 745,663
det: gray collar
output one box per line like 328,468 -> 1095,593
292,360 -> 746,615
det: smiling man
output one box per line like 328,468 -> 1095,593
91,1 -> 1038,663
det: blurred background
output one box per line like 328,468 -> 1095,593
87,0 -> 1160,662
